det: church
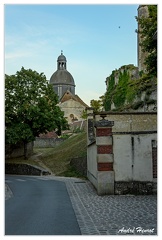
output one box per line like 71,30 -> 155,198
49,51 -> 88,123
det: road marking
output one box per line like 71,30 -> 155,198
16,179 -> 26,182
38,177 -> 51,181
28,179 -> 37,181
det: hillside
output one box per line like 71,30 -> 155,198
33,132 -> 87,176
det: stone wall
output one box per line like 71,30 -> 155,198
115,181 -> 154,195
34,138 -> 64,148
5,163 -> 50,176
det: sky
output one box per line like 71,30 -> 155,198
4,3 -> 140,105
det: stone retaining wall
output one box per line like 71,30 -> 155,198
5,163 -> 50,176
115,181 -> 155,195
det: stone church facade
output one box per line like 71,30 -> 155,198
49,51 -> 88,123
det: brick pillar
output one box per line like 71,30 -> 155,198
95,113 -> 114,195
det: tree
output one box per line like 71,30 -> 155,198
136,5 -> 157,77
90,99 -> 102,113
81,109 -> 88,119
5,67 -> 68,159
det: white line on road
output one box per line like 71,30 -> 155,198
16,179 -> 26,182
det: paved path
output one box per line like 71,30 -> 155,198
49,176 -> 157,235
5,175 -> 81,235
5,175 -> 157,235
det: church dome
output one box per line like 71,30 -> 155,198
50,69 -> 75,85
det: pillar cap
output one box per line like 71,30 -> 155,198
95,119 -> 114,128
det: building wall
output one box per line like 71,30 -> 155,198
87,142 -> 97,188
113,133 -> 156,182
87,110 -> 157,195
113,134 -> 133,181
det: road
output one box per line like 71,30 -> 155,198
5,175 -> 81,235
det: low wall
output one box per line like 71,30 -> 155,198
34,138 -> 64,148
115,181 -> 155,195
5,163 -> 50,176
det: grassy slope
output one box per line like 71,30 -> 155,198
33,132 -> 87,175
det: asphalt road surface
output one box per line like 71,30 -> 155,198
5,175 -> 81,235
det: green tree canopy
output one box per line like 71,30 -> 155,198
90,99 -> 102,113
136,5 -> 157,77
5,67 -> 68,158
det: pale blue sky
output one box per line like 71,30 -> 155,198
5,4 -> 139,105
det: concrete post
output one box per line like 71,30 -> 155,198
95,113 -> 114,195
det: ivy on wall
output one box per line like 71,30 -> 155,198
104,71 -> 115,111
103,65 -> 157,111
113,69 -> 130,108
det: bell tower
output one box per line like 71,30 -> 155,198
57,50 -> 67,70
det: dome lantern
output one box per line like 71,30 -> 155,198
57,50 -> 67,70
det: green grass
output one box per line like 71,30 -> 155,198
33,132 -> 87,175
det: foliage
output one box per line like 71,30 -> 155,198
5,67 -> 68,158
104,68 -> 132,110
103,71 -> 115,111
60,134 -> 71,140
81,109 -> 88,119
72,126 -> 84,133
136,5 -> 157,77
113,69 -> 130,108
126,81 -> 138,104
103,63 -> 157,111
90,99 -> 102,113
